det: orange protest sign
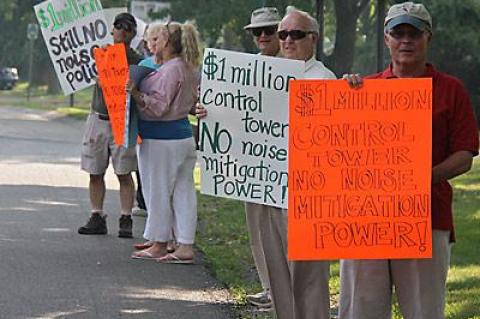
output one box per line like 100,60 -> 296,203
288,79 -> 432,260
94,44 -> 129,146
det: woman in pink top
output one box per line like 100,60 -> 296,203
127,21 -> 201,264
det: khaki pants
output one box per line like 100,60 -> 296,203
256,206 -> 330,319
245,202 -> 270,291
339,230 -> 451,319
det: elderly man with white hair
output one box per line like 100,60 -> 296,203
257,6 -> 336,319
195,6 -> 336,318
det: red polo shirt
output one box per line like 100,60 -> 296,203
366,64 -> 479,241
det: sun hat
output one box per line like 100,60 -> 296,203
244,7 -> 281,30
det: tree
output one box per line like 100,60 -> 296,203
325,0 -> 371,75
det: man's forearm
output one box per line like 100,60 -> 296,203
432,150 -> 474,184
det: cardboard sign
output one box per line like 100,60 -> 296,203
94,44 -> 129,146
34,0 -> 112,95
199,48 -> 304,208
288,79 -> 432,260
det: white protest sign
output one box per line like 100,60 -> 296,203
34,0 -> 112,95
199,48 -> 304,208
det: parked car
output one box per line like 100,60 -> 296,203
0,67 -> 19,90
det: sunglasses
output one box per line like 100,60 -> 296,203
114,22 -> 132,32
387,28 -> 425,40
277,29 -> 315,41
251,26 -> 277,37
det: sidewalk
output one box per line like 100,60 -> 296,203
0,101 -> 234,318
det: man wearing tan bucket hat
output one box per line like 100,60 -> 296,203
242,6 -> 281,309
340,2 -> 479,319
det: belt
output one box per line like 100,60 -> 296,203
94,112 -> 109,121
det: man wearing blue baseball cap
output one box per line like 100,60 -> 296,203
340,2 -> 478,319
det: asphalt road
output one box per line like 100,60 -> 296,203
0,103 -> 233,319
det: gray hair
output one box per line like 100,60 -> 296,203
285,5 -> 319,33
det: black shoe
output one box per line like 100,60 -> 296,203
118,214 -> 133,238
78,213 -> 107,235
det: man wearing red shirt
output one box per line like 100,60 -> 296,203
340,2 -> 479,319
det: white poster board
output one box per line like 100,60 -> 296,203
199,48 -> 304,208
34,0 -> 112,95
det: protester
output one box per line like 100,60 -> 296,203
241,6 -> 282,309
138,23 -> 163,70
78,12 -> 142,238
131,23 -> 164,219
132,22 -> 180,254
196,6 -> 335,318
262,7 -> 336,319
339,3 -> 479,319
127,21 -> 201,264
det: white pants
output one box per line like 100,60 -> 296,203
339,230 -> 451,319
137,138 -> 197,244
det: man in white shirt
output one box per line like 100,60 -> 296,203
259,6 -> 336,319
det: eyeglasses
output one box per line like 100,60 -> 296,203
277,29 -> 315,41
387,28 -> 425,40
251,26 -> 277,37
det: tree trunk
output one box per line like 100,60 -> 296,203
325,0 -> 370,76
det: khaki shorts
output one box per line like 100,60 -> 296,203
81,113 -> 137,175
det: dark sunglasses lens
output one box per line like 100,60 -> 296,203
114,22 -> 131,32
251,28 -> 262,37
278,30 -> 288,40
252,26 -> 276,37
289,30 -> 307,40
278,30 -> 308,40
263,26 -> 276,36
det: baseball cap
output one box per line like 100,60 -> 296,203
244,7 -> 280,30
384,2 -> 432,33
114,12 -> 137,33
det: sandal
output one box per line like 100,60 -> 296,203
156,253 -> 194,264
131,250 -> 165,260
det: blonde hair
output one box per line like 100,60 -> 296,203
146,22 -> 163,40
163,21 -> 201,67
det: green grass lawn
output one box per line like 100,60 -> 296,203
2,85 -> 478,318
0,82 -> 92,118
195,158 -> 480,319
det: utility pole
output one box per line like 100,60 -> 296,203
26,23 -> 39,102
316,0 -> 325,61
376,0 -> 386,71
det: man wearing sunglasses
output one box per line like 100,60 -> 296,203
255,6 -> 336,319
340,3 -> 478,319
79,12 -> 142,239
239,6 -> 283,310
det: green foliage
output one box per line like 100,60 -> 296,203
151,0 -> 314,53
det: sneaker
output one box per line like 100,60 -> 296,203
118,214 -> 133,238
246,290 -> 272,308
132,206 -> 147,217
78,213 -> 107,235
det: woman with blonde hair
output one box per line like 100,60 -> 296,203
127,21 -> 201,263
